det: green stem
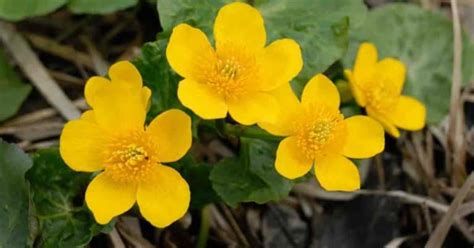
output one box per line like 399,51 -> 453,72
196,205 -> 211,248
223,123 -> 281,142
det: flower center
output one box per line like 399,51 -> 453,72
295,105 -> 346,159
104,131 -> 157,183
111,144 -> 148,166
218,57 -> 240,80
363,78 -> 399,113
201,45 -> 258,100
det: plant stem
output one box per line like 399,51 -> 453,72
196,205 -> 211,248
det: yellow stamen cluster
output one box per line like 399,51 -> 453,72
104,131 -> 158,183
200,45 -> 258,100
294,105 -> 347,159
362,77 -> 399,113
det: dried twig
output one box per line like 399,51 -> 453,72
0,21 -> 81,120
209,205 -> 238,246
49,70 -> 84,86
22,140 -> 59,151
385,233 -> 426,248
457,201 -> 474,218
0,120 -> 64,141
116,217 -> 154,248
447,0 -> 467,185
218,204 -> 250,247
374,154 -> 386,189
421,203 -> 434,233
359,190 -> 449,213
426,173 -> 474,247
293,184 -> 448,212
81,36 -> 109,75
1,99 -> 86,128
107,227 -> 126,248
24,32 -> 94,70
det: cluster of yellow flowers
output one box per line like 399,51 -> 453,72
59,3 -> 426,228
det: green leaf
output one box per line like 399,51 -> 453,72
0,0 -> 66,21
157,0 -> 367,93
170,154 -> 220,209
343,3 -> 474,124
157,0 -> 231,35
133,40 -> 182,120
68,0 -> 138,14
183,164 -> 220,209
0,140 -> 32,248
210,138 -> 293,207
254,0 -> 367,92
26,149 -> 103,248
0,49 -> 32,122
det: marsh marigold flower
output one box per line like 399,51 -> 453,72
345,42 -> 426,138
60,61 -> 192,227
259,74 -> 385,191
166,2 -> 303,125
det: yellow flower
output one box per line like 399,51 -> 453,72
259,74 -> 385,191
60,61 -> 192,228
166,2 -> 303,125
345,42 -> 426,138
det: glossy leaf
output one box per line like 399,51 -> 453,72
26,149 -> 105,248
68,0 -> 138,14
210,138 -> 294,207
0,0 -> 66,21
133,40 -> 182,120
0,49 -> 32,122
0,140 -> 32,248
255,0 -> 367,92
170,154 -> 220,209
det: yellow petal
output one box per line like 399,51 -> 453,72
353,42 -> 378,83
258,83 -> 301,136
344,69 -> 366,106
376,58 -> 406,94
301,74 -> 340,109
227,92 -> 278,125
167,24 -> 215,79
314,155 -> 360,191
388,96 -> 426,131
84,76 -> 110,108
275,137 -> 313,179
146,109 -> 192,163
367,107 -> 400,138
342,116 -> 385,158
214,2 -> 265,53
59,119 -> 106,172
177,79 -> 227,119
93,82 -> 146,132
258,39 -> 303,90
85,172 -> 137,224
108,61 -> 142,89
137,165 -> 190,228
80,110 -> 96,123
142,86 -> 152,111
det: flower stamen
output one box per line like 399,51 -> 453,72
104,131 -> 157,183
199,45 -> 258,100
362,77 -> 399,113
294,105 -> 346,159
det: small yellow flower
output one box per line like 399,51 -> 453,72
259,74 -> 385,191
60,61 -> 192,228
345,42 -> 426,138
166,2 -> 303,125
